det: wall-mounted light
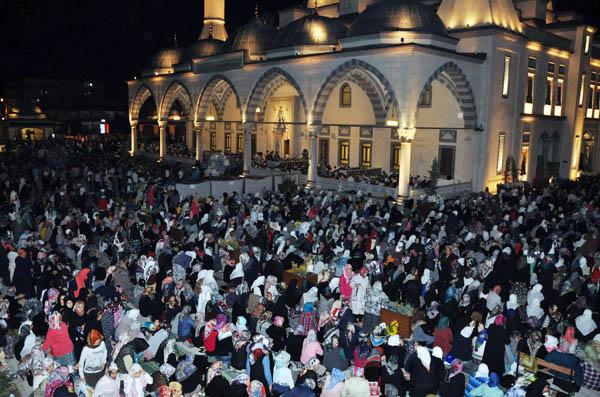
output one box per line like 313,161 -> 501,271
386,107 -> 399,127
206,115 -> 215,121
173,115 -> 181,121
256,107 -> 261,113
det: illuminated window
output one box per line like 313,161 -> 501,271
497,132 -> 506,174
339,83 -> 352,108
225,132 -> 231,152
524,74 -> 534,114
584,35 -> 591,55
544,76 -> 553,116
502,55 -> 511,98
587,85 -> 595,118
236,133 -> 243,153
595,89 -> 600,119
554,79 -> 563,116
210,131 -> 216,150
339,140 -> 350,166
418,83 -> 432,107
579,73 -> 586,107
360,142 -> 372,168
391,144 -> 400,170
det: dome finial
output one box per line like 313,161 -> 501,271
255,3 -> 259,19
209,24 -> 214,39
173,33 -> 178,47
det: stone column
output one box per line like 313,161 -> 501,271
185,121 -> 194,150
397,141 -> 412,200
158,120 -> 167,159
194,122 -> 203,161
306,125 -> 320,187
130,120 -> 138,156
243,123 -> 254,176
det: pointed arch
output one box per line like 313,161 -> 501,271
414,62 -> 478,129
244,67 -> 308,124
195,75 -> 242,122
130,84 -> 158,122
311,59 -> 400,126
158,81 -> 194,121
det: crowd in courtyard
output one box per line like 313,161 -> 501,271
0,137 -> 599,397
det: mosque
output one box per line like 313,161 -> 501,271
127,0 -> 600,197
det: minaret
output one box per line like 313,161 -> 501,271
200,0 -> 227,41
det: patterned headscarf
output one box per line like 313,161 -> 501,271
248,380 -> 266,397
328,368 -> 345,390
48,312 -> 63,330
44,366 -> 70,397
207,361 -> 222,385
175,354 -> 197,382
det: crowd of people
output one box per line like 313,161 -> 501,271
0,136 -> 599,397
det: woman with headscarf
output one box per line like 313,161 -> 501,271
68,300 -> 87,360
43,288 -> 60,315
469,372 -> 503,397
439,358 -> 466,397
78,329 -> 107,387
202,319 -> 218,355
215,316 -> 234,364
267,316 -> 287,352
42,313 -> 75,367
482,315 -> 509,376
248,380 -> 267,397
434,316 -> 453,355
300,303 -> 318,336
517,330 -> 547,359
301,329 -> 323,365
272,351 -> 294,395
73,267 -> 91,298
93,363 -> 121,397
247,345 -> 273,396
205,361 -> 230,397
575,309 -> 598,341
362,280 -> 389,334
44,366 -> 75,397
408,345 -> 439,397
123,363 -> 153,397
339,264 -> 354,302
465,363 -> 489,397
558,326 -> 579,354
323,335 -> 349,372
350,267 -> 369,320
527,284 -> 544,305
321,367 -> 345,397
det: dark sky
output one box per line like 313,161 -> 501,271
0,0 -> 599,98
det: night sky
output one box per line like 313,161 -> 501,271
0,0 -> 599,103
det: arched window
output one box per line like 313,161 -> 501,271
339,83 -> 352,108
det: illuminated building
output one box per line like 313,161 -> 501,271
128,0 -> 600,196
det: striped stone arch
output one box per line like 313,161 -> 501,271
130,84 -> 158,122
195,75 -> 241,123
416,62 -> 478,129
159,81 -> 194,121
311,59 -> 400,126
244,67 -> 308,124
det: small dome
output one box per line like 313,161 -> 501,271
224,18 -> 278,55
347,0 -> 448,37
273,13 -> 347,49
186,37 -> 224,60
147,46 -> 184,69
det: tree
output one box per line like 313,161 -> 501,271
428,157 -> 440,194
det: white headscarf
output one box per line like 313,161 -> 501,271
416,346 -> 431,370
526,298 -> 544,319
527,284 -> 544,305
475,363 -> 489,378
506,294 -> 519,310
575,309 -> 597,336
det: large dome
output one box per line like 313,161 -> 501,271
347,0 -> 448,37
273,13 -> 347,49
224,18 -> 278,55
186,37 -> 224,60
147,46 -> 184,69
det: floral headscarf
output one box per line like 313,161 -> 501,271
175,354 -> 197,382
207,361 -> 222,385
204,319 -> 217,338
44,288 -> 60,315
215,314 -> 228,331
48,312 -> 63,330
248,380 -> 266,397
44,366 -> 70,397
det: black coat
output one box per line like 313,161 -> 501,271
482,324 -> 509,376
